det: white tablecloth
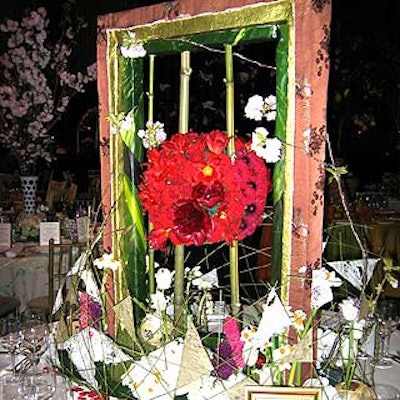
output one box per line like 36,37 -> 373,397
0,253 -> 48,311
374,329 -> 400,390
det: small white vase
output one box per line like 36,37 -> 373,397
20,175 -> 38,214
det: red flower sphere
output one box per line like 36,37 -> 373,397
138,130 -> 272,250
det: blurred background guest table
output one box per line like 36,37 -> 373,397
324,218 -> 400,298
0,244 -> 48,313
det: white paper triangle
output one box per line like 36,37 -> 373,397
326,258 -> 379,291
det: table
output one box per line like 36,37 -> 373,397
324,220 -> 400,297
374,329 -> 400,390
357,329 -> 400,391
0,252 -> 49,312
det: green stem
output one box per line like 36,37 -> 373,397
287,308 -> 318,386
174,245 -> 185,334
174,51 -> 191,334
148,54 -> 155,294
224,44 -> 240,317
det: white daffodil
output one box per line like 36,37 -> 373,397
291,309 -> 307,331
93,253 -> 121,271
155,267 -> 174,290
272,344 -> 293,371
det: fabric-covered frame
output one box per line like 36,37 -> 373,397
97,0 -> 331,336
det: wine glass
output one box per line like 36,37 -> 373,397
374,384 -> 400,400
374,299 -> 399,369
22,323 -> 49,375
0,317 -> 23,377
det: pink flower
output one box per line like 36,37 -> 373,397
223,316 -> 245,368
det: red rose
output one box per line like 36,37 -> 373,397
192,181 -> 224,208
206,130 -> 229,154
171,200 -> 211,246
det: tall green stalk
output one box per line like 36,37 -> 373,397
174,51 -> 191,333
147,54 -> 155,294
224,44 -> 240,317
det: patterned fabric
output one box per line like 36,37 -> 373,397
290,0 -> 331,313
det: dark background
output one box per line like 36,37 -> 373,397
1,0 -> 400,189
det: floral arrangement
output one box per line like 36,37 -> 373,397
51,237 -> 376,400
138,129 -> 271,250
0,4 -> 96,174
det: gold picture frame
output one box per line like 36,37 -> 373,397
245,386 -> 322,400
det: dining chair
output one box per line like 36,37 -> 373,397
26,239 -> 90,319
0,295 -> 20,318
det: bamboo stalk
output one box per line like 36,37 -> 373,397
224,44 -> 240,317
148,54 -> 155,294
174,51 -> 191,333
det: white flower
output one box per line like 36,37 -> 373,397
192,276 -> 213,290
390,279 -> 399,289
256,137 -> 282,163
241,327 -> 259,367
291,309 -> 307,331
137,120 -> 167,149
339,298 -> 359,322
149,290 -> 168,311
251,127 -> 282,163
65,327 -> 131,388
93,253 -> 121,271
244,94 -> 264,121
120,114 -> 133,131
251,126 -> 269,149
120,32 -> 146,58
263,94 -> 277,121
245,94 -> 277,122
272,344 -> 293,371
155,267 -> 174,290
121,44 -> 146,58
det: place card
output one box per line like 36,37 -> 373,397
76,216 -> 89,243
0,223 -> 11,249
39,221 -> 61,246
